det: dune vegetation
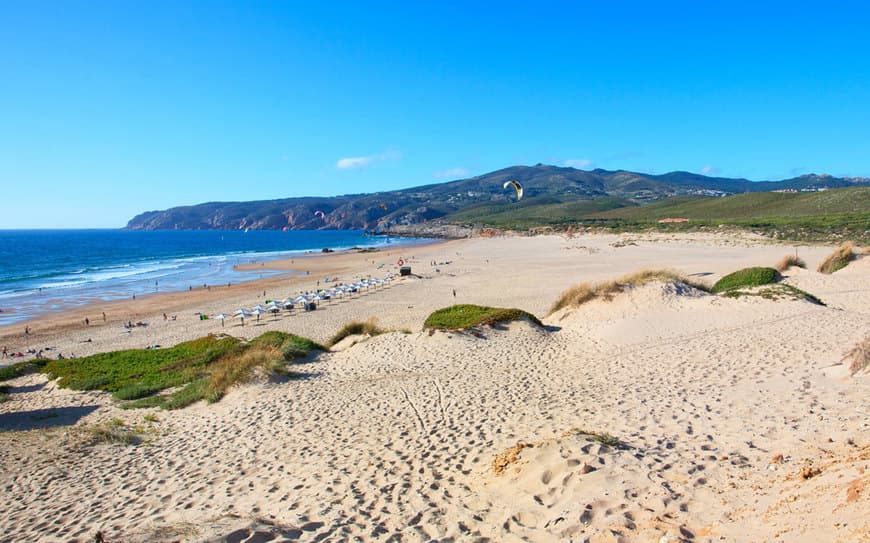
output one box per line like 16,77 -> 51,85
327,317 -> 387,347
818,241 -> 855,274
0,359 -> 48,382
709,266 -> 826,304
774,254 -> 807,272
424,304 -> 542,330
40,332 -> 323,410
843,336 -> 869,376
720,284 -> 825,305
710,267 -> 780,293
549,269 -> 709,314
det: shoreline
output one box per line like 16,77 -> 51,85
0,238 -> 456,360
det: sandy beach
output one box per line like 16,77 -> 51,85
1,232 -> 868,542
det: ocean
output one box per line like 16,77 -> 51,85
0,229 -> 427,326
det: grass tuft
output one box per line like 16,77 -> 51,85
424,305 -> 542,330
563,428 -> 629,449
327,317 -> 387,347
85,419 -> 141,446
818,241 -> 855,274
711,267 -> 780,294
205,346 -> 282,403
775,254 -> 807,272
842,336 -> 870,376
550,269 -> 709,314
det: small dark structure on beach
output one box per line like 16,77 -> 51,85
400,266 -> 412,276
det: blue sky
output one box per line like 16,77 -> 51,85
2,1 -> 869,228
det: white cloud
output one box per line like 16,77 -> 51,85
434,167 -> 469,179
563,159 -> 594,169
700,165 -> 719,175
336,156 -> 373,169
336,149 -> 401,170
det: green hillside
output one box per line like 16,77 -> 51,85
588,187 -> 870,221
447,197 -> 635,227
443,187 -> 870,242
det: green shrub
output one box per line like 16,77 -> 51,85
711,267 -> 780,293
424,305 -> 542,330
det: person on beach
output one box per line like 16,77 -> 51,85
2,346 -> 7,359
102,312 -> 106,322
452,289 -> 456,298
84,317 -> 89,326
163,313 -> 167,321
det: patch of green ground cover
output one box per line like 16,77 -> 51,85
423,304 -> 542,330
43,335 -> 240,398
44,332 -> 323,410
721,284 -> 826,306
711,267 -> 780,294
0,359 -> 49,382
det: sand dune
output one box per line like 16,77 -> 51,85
0,233 -> 868,542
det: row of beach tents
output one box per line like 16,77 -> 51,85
210,275 -> 394,326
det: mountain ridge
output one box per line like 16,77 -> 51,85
124,165 -> 869,231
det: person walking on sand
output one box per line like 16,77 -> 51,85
102,311 -> 106,322
452,289 -> 456,298
2,346 -> 7,359
84,317 -> 89,326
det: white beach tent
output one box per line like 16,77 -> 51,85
234,308 -> 252,326
213,313 -> 231,327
